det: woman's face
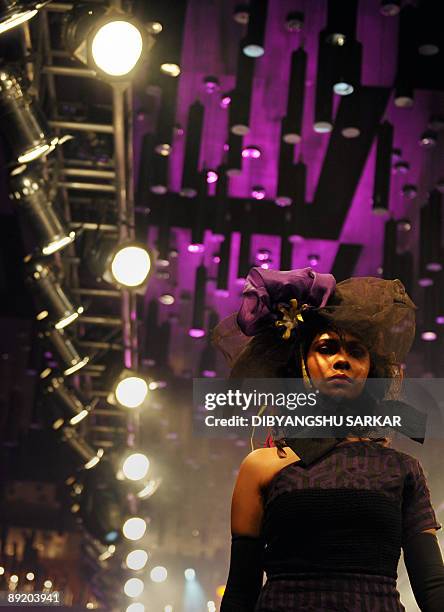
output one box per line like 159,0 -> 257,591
306,329 -> 370,400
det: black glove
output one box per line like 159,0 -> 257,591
403,531 -> 444,611
220,534 -> 264,611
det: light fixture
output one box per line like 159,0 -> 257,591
160,63 -> 181,77
122,453 -> 150,481
372,121 -> 393,215
0,1 -> 52,35
90,238 -> 152,290
419,130 -> 438,148
251,185 -> 265,200
282,48 -> 306,144
380,1 -> 400,16
26,258 -> 83,329
0,69 -> 60,164
189,265 -> 207,338
241,145 -> 261,159
402,184 -> 417,199
126,604 -> 145,612
220,92 -> 232,109
65,4 -> 152,80
9,166 -> 75,256
150,566 -> 167,583
61,427 -> 104,470
393,160 -> 409,174
230,42 -> 255,135
203,75 -> 220,94
180,101 -> 204,198
126,549 -> 149,571
45,375 -> 91,427
40,327 -> 89,376
206,170 -> 218,184
122,517 -> 147,541
421,331 -> 437,342
233,4 -> 249,25
109,370 -> 149,409
184,568 -> 196,581
308,254 -> 319,267
242,0 -> 268,57
124,577 -> 144,598
285,11 -> 304,32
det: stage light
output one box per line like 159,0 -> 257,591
155,143 -> 171,157
419,130 -> 438,148
251,186 -> 265,200
40,327 -> 89,376
124,577 -> 144,598
150,566 -> 167,583
380,1 -> 400,16
61,427 -> 104,470
90,239 -> 152,290
65,5 -> 151,79
111,371 -> 148,409
45,375 -> 90,427
275,196 -> 293,208
190,265 -> 207,338
0,69 -> 60,164
26,572 -> 34,581
396,218 -> 411,232
126,549 -> 149,571
206,170 -> 218,184
181,101 -> 204,198
43,580 -> 52,589
10,575 -> 18,584
220,92 -> 232,109
26,258 -> 83,330
242,0 -> 268,57
0,1 -> 51,35
285,11 -> 304,32
308,254 -> 319,267
421,331 -> 437,341
372,121 -> 393,215
184,568 -> 196,581
127,604 -> 145,612
9,166 -> 75,256
111,244 -> 151,288
282,48 -> 306,144
122,453 -> 150,481
160,63 -> 181,77
233,4 -> 249,25
436,316 -> 444,325
123,517 -> 147,541
203,75 -> 220,94
164,607 -> 173,612
402,184 -> 417,199
334,82 -> 353,96
242,145 -> 261,159
393,161 -> 409,174
136,477 -> 162,499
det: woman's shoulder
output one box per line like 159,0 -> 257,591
239,446 -> 301,489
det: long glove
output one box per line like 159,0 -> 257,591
403,531 -> 444,611
220,534 -> 264,611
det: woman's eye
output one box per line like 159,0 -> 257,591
318,344 -> 334,354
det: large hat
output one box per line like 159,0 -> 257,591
212,267 -> 417,368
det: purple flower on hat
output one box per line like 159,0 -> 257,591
236,267 -> 336,336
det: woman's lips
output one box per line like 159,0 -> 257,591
327,375 -> 353,384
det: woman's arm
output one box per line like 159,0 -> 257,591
403,528 -> 444,612
220,449 -> 266,611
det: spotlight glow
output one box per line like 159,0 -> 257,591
18,143 -> 50,164
251,186 -> 265,200
115,376 -> 148,409
333,82 -> 354,96
126,604 -> 145,612
243,44 -> 264,58
124,577 -> 144,598
184,568 -> 196,581
189,328 -> 205,338
242,145 -> 261,159
314,121 -> 333,133
91,21 -> 143,77
111,245 -> 151,288
206,170 -> 219,184
0,10 -> 38,36
126,549 -> 149,570
122,453 -> 150,481
161,63 -> 181,77
150,566 -> 167,583
123,517 -> 147,541
421,331 -> 437,342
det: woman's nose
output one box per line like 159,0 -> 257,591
333,349 -> 351,369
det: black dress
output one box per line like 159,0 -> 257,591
254,440 -> 441,612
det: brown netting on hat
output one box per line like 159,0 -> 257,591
317,277 -> 417,366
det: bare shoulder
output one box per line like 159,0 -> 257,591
239,446 -> 300,488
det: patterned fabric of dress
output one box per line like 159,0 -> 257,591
254,440 -> 442,612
